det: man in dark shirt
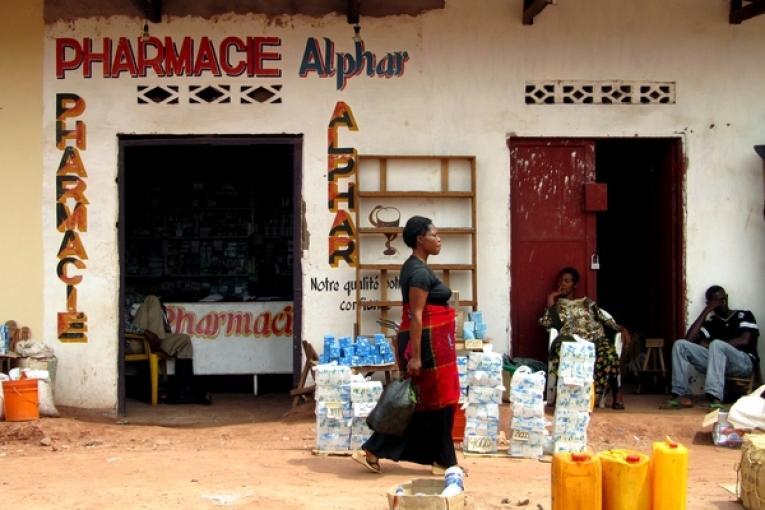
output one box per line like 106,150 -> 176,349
668,285 -> 759,408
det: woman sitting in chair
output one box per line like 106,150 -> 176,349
539,267 -> 631,409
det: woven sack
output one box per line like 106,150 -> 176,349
738,434 -> 765,510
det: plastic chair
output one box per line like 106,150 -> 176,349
545,328 -> 622,409
598,333 -> 623,408
125,332 -> 167,406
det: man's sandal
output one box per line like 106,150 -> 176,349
659,398 -> 693,410
352,450 -> 381,474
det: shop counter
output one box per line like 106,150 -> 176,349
165,301 -> 293,394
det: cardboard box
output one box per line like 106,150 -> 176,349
387,479 -> 465,510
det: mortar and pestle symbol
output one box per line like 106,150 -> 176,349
368,205 -> 401,256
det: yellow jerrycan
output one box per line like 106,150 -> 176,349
599,449 -> 650,510
651,437 -> 688,510
552,452 -> 602,510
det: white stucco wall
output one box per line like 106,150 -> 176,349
43,0 -> 765,408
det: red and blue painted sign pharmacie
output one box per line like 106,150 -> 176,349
55,35 -> 409,90
299,38 -> 409,90
56,36 -> 283,79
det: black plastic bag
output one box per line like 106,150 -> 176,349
366,378 -> 417,436
502,355 -> 547,375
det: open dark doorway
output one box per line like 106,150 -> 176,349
117,135 -> 303,416
595,138 -> 685,367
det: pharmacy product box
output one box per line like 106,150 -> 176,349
387,479 -> 465,510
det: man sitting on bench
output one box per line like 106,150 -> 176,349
665,285 -> 758,410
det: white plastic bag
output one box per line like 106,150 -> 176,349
36,379 -> 59,417
18,368 -> 59,417
728,384 -> 765,431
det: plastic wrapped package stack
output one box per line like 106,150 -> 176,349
470,311 -> 488,340
553,341 -> 596,453
463,351 -> 504,453
314,363 -> 353,451
319,334 -> 396,366
0,325 -> 9,355
349,377 -> 383,450
508,366 -> 548,458
457,355 -> 469,404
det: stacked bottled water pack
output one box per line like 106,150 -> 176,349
508,366 -> 547,458
0,325 -> 9,355
315,363 -> 384,452
457,355 -> 469,404
553,341 -> 596,453
315,363 -> 353,451
350,377 -> 383,450
470,311 -> 488,340
319,334 -> 396,367
464,350 -> 504,453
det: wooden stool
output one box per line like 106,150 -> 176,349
726,375 -> 754,395
725,362 -> 762,400
637,338 -> 667,393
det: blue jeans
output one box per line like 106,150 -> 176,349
671,339 -> 753,400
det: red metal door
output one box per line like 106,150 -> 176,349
509,139 -> 597,361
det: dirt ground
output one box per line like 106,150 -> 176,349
0,393 -> 745,510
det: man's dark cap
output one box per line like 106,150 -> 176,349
755,145 -> 765,160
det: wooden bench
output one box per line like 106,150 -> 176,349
637,337 -> 667,394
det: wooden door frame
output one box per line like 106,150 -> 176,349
117,134 -> 303,416
665,137 -> 687,341
508,136 -> 686,357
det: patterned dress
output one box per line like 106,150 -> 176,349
539,297 -> 621,394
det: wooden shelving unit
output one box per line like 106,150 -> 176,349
354,155 -> 478,336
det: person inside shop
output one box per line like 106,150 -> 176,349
540,267 -> 632,409
352,215 -> 461,475
663,285 -> 759,410
127,294 -> 212,405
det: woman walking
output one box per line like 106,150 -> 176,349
353,216 -> 460,474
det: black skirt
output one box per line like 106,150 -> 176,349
362,406 -> 457,467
